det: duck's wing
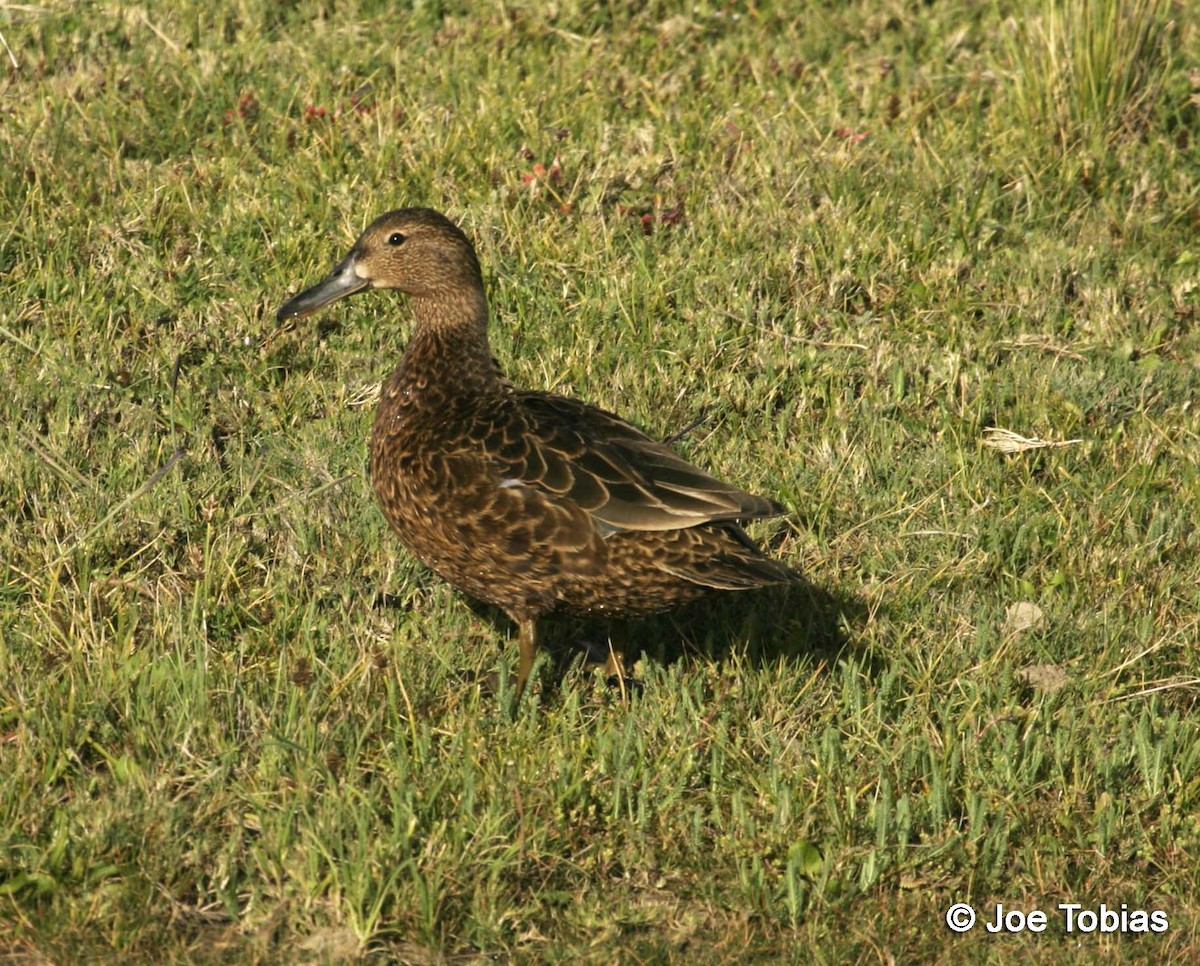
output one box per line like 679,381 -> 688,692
487,391 -> 785,533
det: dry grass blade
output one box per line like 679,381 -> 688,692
980,427 -> 1083,454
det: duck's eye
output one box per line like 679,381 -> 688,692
387,232 -> 406,246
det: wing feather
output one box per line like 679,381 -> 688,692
488,391 -> 784,533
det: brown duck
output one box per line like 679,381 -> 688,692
277,208 -> 799,704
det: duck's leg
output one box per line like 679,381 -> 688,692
602,625 -> 626,682
514,618 -> 539,706
603,622 -> 643,699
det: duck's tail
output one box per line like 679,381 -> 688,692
659,523 -> 801,591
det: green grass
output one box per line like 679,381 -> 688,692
2,0 -> 1199,961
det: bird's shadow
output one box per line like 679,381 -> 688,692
640,577 -> 872,672
453,574 -> 877,699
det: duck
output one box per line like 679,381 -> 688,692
276,207 -> 800,705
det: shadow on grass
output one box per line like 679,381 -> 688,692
616,577 -> 873,674
441,574 -> 874,702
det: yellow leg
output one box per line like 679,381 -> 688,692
602,643 -> 626,679
514,619 -> 539,707
603,626 -> 627,698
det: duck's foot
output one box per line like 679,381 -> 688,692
455,667 -> 502,698
603,673 -> 645,700
572,637 -> 617,668
556,639 -> 644,699
453,634 -> 642,709
455,619 -> 541,715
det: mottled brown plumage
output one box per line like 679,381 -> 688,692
276,208 -> 799,703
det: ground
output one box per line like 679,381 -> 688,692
1,1 -> 1198,962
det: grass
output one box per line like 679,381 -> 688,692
1,0 -> 1198,961
999,0 -> 1176,147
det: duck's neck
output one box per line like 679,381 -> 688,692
390,288 -> 501,406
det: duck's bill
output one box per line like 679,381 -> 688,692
276,255 -> 368,321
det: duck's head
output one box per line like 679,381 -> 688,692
276,207 -> 483,321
